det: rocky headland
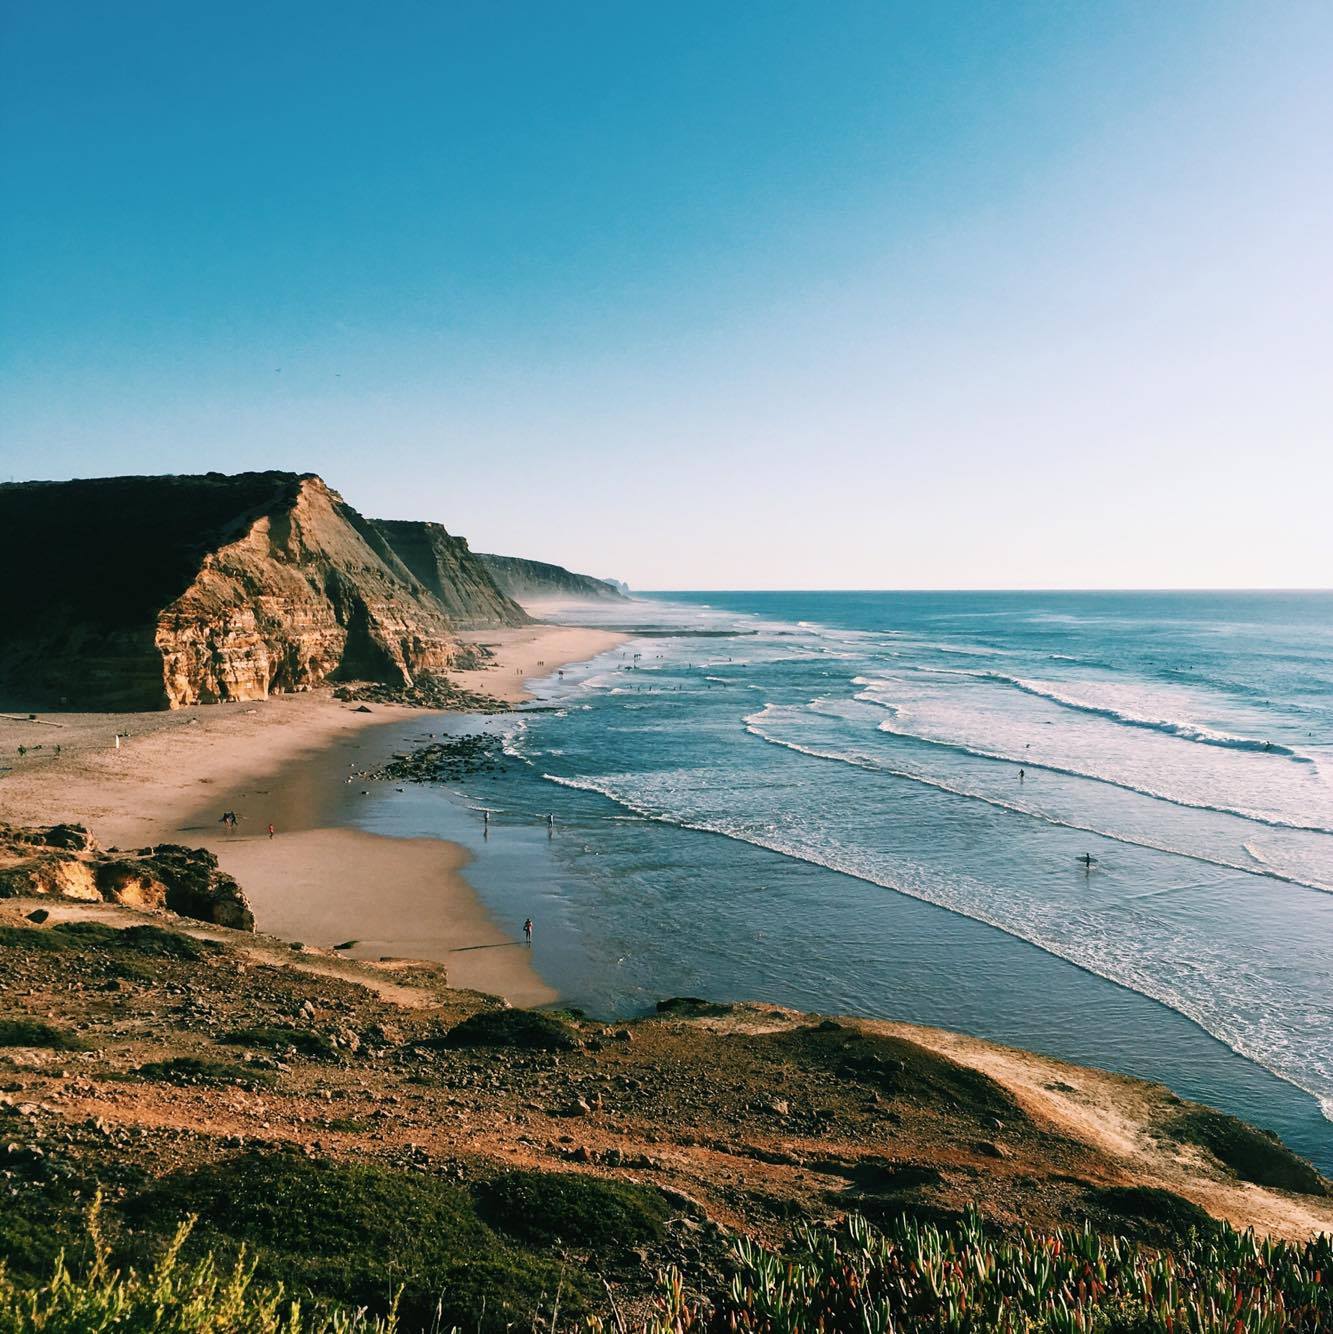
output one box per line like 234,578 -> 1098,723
0,472 -> 626,711
0,823 -> 253,930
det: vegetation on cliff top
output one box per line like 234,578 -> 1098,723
5,1197 -> 1331,1332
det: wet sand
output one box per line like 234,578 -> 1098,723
0,622 -> 625,1004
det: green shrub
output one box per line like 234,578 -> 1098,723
640,1207 -> 1333,1333
435,1008 -> 579,1053
1082,1183 -> 1218,1247
222,1027 -> 336,1060
0,922 -> 210,960
114,925 -> 215,960
1170,1106 -> 1328,1195
761,1023 -> 1021,1122
124,1151 -> 592,1331
474,1170 -> 671,1250
135,1057 -> 276,1089
0,926 -> 78,952
0,1196 -> 394,1332
44,921 -> 120,946
0,1019 -> 85,1050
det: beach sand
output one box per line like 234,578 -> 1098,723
0,622 -> 625,1005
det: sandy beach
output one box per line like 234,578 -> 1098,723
0,622 -> 625,1006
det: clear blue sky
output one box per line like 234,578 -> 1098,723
2,2 -> 1329,588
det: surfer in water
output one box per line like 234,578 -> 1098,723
1081,852 -> 1095,870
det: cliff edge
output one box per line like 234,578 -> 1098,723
371,520 -> 530,628
0,473 -> 465,709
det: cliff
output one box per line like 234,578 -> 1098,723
0,472 -> 463,709
371,520 -> 530,628
0,823 -> 253,929
476,552 -> 630,605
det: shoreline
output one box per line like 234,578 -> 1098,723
0,621 -> 627,1006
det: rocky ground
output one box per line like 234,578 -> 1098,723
2,881 -> 1330,1329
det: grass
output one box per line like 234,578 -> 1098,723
0,1018 -> 86,1050
1080,1183 -> 1219,1248
432,1007 -> 580,1053
222,1027 -> 337,1061
762,1022 -> 1022,1122
1170,1106 -> 1328,1196
639,1207 -> 1333,1333
654,998 -> 733,1019
0,921 -> 213,961
5,1152 -> 1330,1332
0,1197 -> 395,1332
134,1056 -> 277,1089
473,1170 -> 672,1250
0,1112 -> 145,1285
123,1151 -> 594,1331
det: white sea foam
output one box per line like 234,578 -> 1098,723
873,718 -> 1333,835
1006,677 -> 1312,758
742,707 -> 1333,894
867,667 -> 1313,760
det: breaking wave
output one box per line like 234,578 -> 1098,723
742,708 -> 1333,895
871,718 -> 1333,836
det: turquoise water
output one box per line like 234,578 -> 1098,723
360,591 -> 1333,1169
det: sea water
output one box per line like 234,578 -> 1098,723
357,591 -> 1333,1169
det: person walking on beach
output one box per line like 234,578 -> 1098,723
267,822 -> 275,839
523,917 -> 533,945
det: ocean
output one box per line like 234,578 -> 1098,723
357,590 -> 1333,1170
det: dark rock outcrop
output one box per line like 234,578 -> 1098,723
476,553 -> 629,605
371,520 -> 529,627
0,824 -> 254,930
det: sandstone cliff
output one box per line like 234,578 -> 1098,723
371,520 -> 529,627
476,552 -> 630,605
0,823 -> 253,929
0,473 -> 463,709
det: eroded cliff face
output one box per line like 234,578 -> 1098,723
476,553 -> 629,605
0,823 -> 254,929
155,477 -> 458,706
0,472 -> 458,709
371,520 -> 530,628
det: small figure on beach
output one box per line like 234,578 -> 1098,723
546,812 -> 554,826
523,917 -> 533,945
267,822 -> 275,839
219,810 -> 238,833
482,809 -> 489,825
